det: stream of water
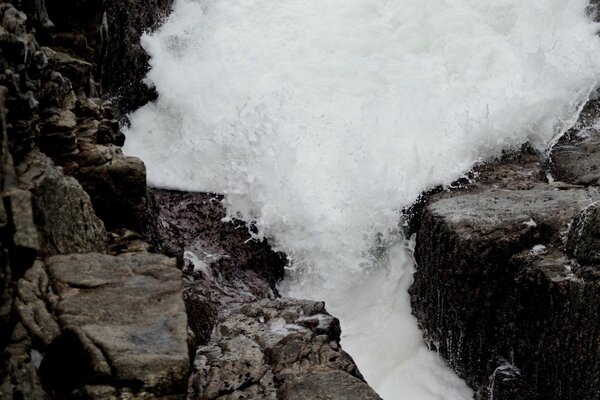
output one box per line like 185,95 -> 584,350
124,1 -> 600,397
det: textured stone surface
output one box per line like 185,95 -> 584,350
40,252 -> 189,397
410,147 -> 600,399
16,150 -> 107,256
149,190 -> 286,344
566,201 -> 600,264
189,299 -> 380,400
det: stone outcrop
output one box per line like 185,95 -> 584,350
189,299 -> 381,400
149,189 -> 377,399
410,100 -> 600,399
40,252 -> 189,398
44,0 -> 174,114
0,1 -> 192,399
148,190 -> 287,345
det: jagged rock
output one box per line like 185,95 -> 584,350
150,190 -> 285,287
40,252 -> 189,397
566,201 -> 600,265
410,150 -> 600,399
5,186 -> 39,272
1,322 -> 47,400
16,149 -> 106,256
69,144 -> 147,231
149,190 -> 286,344
15,261 -> 60,347
42,46 -> 95,96
189,299 -> 380,400
550,99 -> 600,186
44,0 -> 174,114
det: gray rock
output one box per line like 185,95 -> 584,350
279,370 -> 382,400
15,261 -> 60,347
189,299 -> 380,400
16,149 -> 107,256
410,149 -> 600,399
40,252 -> 189,397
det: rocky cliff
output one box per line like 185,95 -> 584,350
409,98 -> 600,399
0,1 -> 379,399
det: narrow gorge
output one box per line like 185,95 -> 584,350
1,1 -> 600,400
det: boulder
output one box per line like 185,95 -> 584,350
16,149 -> 106,256
40,252 -> 189,397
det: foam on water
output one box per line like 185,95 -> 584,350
124,0 -> 600,398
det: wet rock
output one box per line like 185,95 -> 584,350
410,149 -> 600,399
149,189 -> 286,344
16,149 -> 106,256
566,201 -> 600,264
150,190 -> 285,288
189,299 -> 380,400
550,99 -> 600,186
551,131 -> 600,186
40,252 -> 189,397
42,46 -> 95,96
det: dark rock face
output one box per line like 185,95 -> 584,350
150,190 -> 378,399
0,2 -> 192,399
551,99 -> 600,186
150,189 -> 287,344
45,0 -> 173,114
189,299 -> 381,400
566,202 -> 600,264
410,128 -> 600,397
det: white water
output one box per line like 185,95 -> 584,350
124,0 -> 600,398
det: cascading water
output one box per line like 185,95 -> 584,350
123,0 -> 600,398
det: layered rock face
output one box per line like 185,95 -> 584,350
410,99 -> 600,399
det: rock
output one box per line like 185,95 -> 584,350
16,149 -> 107,256
45,0 -> 174,114
566,201 -> 600,264
40,252 -> 189,397
69,145 -> 148,231
42,46 -> 95,96
551,131 -> 600,186
550,98 -> 600,186
4,187 -> 39,273
1,322 -> 48,400
148,189 -> 286,344
15,261 -> 60,347
279,371 -> 382,400
189,299 -> 380,400
410,149 -> 600,399
150,190 -> 285,288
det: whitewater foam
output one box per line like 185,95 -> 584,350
124,0 -> 600,398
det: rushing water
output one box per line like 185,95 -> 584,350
124,1 -> 600,398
